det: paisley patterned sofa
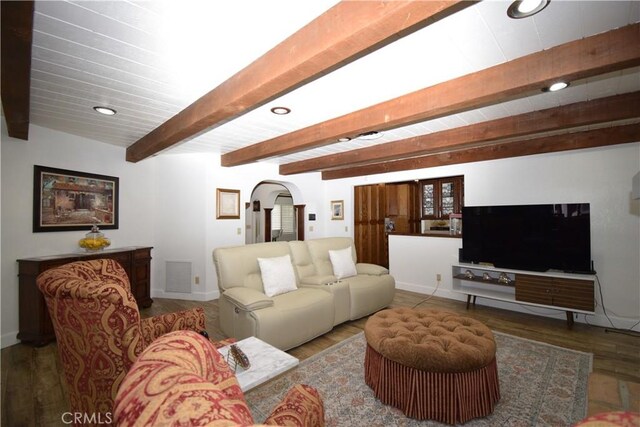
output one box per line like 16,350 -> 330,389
36,259 -> 211,424
114,330 -> 325,426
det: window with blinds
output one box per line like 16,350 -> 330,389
272,196 -> 294,233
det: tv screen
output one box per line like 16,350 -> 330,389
462,203 -> 592,273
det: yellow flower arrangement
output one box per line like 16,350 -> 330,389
79,224 -> 111,251
79,236 -> 111,251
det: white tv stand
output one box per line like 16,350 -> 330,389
452,263 -> 595,326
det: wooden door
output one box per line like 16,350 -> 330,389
408,181 -> 421,233
354,184 -> 387,267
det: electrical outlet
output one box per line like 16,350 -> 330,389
436,273 -> 442,282
194,276 -> 200,285
345,226 -> 348,232
309,225 -> 314,232
237,227 -> 242,235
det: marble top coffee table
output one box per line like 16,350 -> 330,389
217,336 -> 299,391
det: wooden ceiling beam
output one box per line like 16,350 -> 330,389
125,0 -> 473,162
223,23 -> 640,167
322,123 -> 640,180
280,91 -> 640,175
1,0 -> 35,140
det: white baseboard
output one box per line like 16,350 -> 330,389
151,289 -> 219,301
2,332 -> 20,349
395,281 -> 640,333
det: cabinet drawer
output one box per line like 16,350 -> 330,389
134,248 -> 152,260
552,277 -> 594,311
516,275 -> 553,305
516,274 -> 594,311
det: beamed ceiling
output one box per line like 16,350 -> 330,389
1,1 -> 639,180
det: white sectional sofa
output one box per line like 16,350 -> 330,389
213,237 -> 395,350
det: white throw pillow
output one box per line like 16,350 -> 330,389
257,254 -> 297,297
329,246 -> 357,279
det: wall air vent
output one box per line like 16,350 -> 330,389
165,261 -> 192,293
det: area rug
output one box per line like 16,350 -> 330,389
245,331 -> 592,426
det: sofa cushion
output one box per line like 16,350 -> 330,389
342,274 -> 396,320
289,240 -> 316,280
329,246 -> 357,279
251,288 -> 335,350
356,263 -> 389,276
306,237 -> 356,276
258,254 -> 297,297
213,241 -> 292,292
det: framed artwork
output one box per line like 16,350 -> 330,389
331,200 -> 344,220
33,165 -> 119,232
217,188 -> 240,219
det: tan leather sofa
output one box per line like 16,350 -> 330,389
213,237 -> 395,350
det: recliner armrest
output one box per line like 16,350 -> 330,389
356,263 -> 389,276
141,307 -> 207,344
223,287 -> 274,311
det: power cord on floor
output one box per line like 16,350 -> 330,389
588,274 -> 640,338
412,277 -> 441,309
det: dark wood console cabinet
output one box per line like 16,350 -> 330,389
17,246 -> 153,346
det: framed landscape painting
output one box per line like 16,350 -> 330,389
33,165 -> 119,232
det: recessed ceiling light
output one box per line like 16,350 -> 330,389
543,81 -> 570,92
507,0 -> 550,19
270,106 -> 291,115
93,106 -> 117,116
338,137 -> 351,142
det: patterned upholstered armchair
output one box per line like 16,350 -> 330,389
36,259 -> 210,423
115,330 -> 325,426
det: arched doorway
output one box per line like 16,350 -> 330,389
245,181 -> 305,244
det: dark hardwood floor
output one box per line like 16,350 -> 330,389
2,290 -> 638,426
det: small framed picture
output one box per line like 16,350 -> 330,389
216,188 -> 240,219
331,200 -> 344,220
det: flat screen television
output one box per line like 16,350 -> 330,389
462,203 -> 593,274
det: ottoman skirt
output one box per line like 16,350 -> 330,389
364,343 -> 501,424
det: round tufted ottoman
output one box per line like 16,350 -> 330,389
364,307 -> 500,424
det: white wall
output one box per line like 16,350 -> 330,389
1,125 -> 157,347
326,143 -> 640,330
324,178 -> 354,237
152,153 -> 275,301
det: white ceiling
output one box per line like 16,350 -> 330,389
21,0 -> 640,164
